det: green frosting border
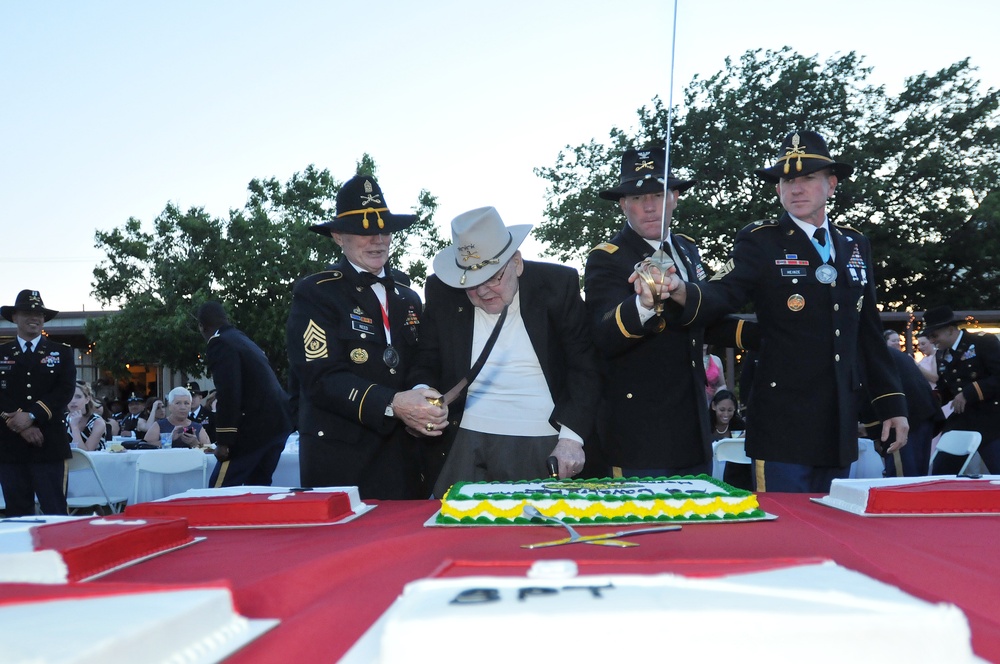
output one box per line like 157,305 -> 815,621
437,474 -> 764,525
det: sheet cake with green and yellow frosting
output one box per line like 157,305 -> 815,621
437,474 -> 763,525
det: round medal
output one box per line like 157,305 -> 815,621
787,294 -> 805,312
815,264 -> 837,284
382,345 -> 400,369
350,348 -> 368,364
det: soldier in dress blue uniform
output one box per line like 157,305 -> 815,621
584,147 -> 753,477
923,305 -> 1000,473
0,290 -> 76,515
286,175 -> 448,499
666,131 -> 908,493
197,302 -> 291,487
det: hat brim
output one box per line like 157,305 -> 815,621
1,305 -> 58,323
432,224 -> 533,289
755,161 -> 854,184
309,212 -> 417,236
599,177 -> 697,201
921,318 -> 957,334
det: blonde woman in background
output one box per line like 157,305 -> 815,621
65,381 -> 106,451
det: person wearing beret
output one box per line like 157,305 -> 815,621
412,207 -> 600,497
286,175 -> 447,499
923,305 -> 1000,474
0,290 -> 76,516
584,147 -> 752,478
666,130 -> 908,493
197,301 -> 292,486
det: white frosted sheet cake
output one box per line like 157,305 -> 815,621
340,561 -> 983,663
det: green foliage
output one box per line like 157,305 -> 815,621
88,158 -> 446,383
536,48 -> 1000,310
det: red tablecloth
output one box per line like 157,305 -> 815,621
90,495 -> 1000,662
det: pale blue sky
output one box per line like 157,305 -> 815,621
1,0 -> 996,311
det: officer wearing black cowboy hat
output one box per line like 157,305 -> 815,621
287,175 -> 447,499
585,146 -> 744,478
923,305 -> 1000,474
665,130 -> 908,493
0,290 -> 76,516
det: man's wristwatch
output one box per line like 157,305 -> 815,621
384,398 -> 395,418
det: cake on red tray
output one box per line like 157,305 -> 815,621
820,476 -> 1000,515
0,515 -> 194,584
125,487 -> 363,527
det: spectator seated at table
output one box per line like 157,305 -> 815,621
96,399 -> 119,442
64,381 -> 106,451
709,389 -> 751,490
144,387 -> 212,449
117,392 -> 146,437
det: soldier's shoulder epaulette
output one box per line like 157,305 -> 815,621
312,269 -> 344,285
589,242 -> 619,254
833,221 -> 863,235
743,219 -> 779,233
675,233 -> 697,244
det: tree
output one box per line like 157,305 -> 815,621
87,157 -> 447,385
535,48 -> 1000,311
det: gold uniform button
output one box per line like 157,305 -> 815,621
626,393 -> 633,399
318,431 -> 324,437
835,329 -> 840,337
835,354 -> 841,361
770,382 -> 776,388
834,304 -> 840,311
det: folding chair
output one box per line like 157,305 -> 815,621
713,438 -> 751,466
929,430 -> 982,476
67,448 -> 128,514
133,450 -> 208,504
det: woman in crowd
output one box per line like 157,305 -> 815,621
709,389 -> 744,441
95,399 -> 120,442
65,381 -> 106,451
144,386 -> 212,448
703,345 -> 727,402
709,389 -> 751,490
915,333 -> 938,388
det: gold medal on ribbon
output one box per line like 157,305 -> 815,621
787,294 -> 805,311
350,348 -> 369,364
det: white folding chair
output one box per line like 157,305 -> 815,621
929,430 -> 982,476
133,450 -> 209,504
713,438 -> 751,465
66,448 -> 128,514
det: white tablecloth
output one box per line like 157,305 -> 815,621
68,448 -> 210,504
273,451 -> 300,487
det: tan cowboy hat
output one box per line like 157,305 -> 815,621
432,207 -> 531,289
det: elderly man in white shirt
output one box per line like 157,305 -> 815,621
413,207 -> 601,497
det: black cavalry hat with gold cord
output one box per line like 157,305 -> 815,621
1,289 -> 58,322
309,175 -> 417,236
755,130 -> 854,183
598,146 -> 696,201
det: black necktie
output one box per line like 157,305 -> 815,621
24,341 -> 32,354
358,271 -> 394,289
813,228 -> 827,247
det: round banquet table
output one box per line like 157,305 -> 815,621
91,494 -> 1000,663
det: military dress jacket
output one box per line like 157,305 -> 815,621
411,261 -> 601,486
0,337 -> 76,464
205,324 -> 292,455
935,330 -> 1000,442
584,224 -> 749,469
286,261 -> 423,497
677,214 -> 905,467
